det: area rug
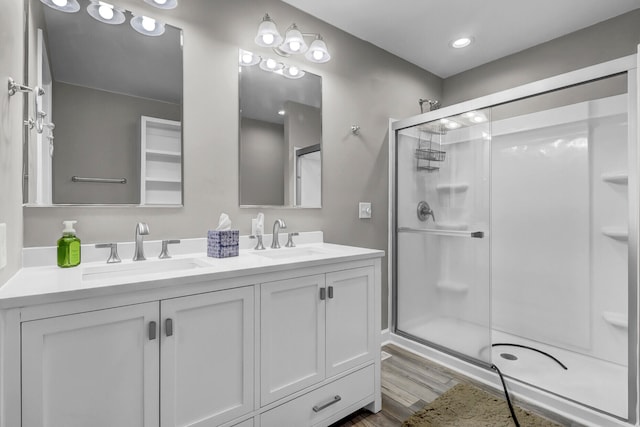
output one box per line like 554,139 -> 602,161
402,383 -> 562,427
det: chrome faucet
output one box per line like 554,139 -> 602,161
133,222 -> 150,261
271,219 -> 287,249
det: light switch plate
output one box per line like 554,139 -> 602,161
0,223 -> 6,270
359,202 -> 372,219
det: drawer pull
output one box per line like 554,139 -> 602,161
165,318 -> 174,337
148,321 -> 157,340
312,395 -> 341,412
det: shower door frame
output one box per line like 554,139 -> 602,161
390,51 -> 639,424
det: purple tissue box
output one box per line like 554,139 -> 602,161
207,230 -> 239,258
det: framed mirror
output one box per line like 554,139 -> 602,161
239,50 -> 322,208
24,0 -> 183,206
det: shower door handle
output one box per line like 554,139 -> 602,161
398,227 -> 485,239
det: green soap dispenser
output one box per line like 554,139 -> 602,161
57,220 -> 81,268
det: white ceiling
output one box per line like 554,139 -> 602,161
282,0 -> 640,78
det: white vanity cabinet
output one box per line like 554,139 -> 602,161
20,286 -> 254,427
160,286 -> 254,427
21,302 -> 161,427
260,266 -> 377,426
3,244 -> 382,427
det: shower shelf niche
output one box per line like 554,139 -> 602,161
436,183 -> 469,193
436,280 -> 469,293
602,311 -> 628,329
601,227 -> 628,241
601,171 -> 628,185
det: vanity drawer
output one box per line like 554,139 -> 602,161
261,364 -> 374,427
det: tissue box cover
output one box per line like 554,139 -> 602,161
207,230 -> 239,258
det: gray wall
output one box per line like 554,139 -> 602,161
443,9 -> 640,106
20,0 -> 443,328
239,117 -> 285,206
52,82 -> 180,204
0,0 -> 24,285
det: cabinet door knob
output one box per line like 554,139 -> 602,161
165,318 -> 174,337
148,321 -> 157,340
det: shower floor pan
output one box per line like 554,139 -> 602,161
402,318 -> 627,418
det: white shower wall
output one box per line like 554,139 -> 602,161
396,93 -> 629,368
492,94 -> 628,366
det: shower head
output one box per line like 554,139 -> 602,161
419,99 -> 440,113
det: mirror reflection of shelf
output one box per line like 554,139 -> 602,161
601,226 -> 628,241
601,171 -> 628,185
436,280 -> 469,293
602,311 -> 628,329
436,183 -> 469,193
141,116 -> 182,205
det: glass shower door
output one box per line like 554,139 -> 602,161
395,110 -> 492,364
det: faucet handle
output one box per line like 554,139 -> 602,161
95,243 -> 121,264
159,239 -> 180,259
249,235 -> 266,250
285,232 -> 299,248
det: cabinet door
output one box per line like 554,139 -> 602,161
261,274 -> 326,405
326,267 -> 375,377
22,302 -> 159,427
160,286 -> 254,427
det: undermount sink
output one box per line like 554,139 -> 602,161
82,258 -> 210,281
253,247 -> 326,260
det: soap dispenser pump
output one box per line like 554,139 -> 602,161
57,220 -> 81,268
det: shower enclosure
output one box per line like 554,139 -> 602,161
391,55 -> 638,424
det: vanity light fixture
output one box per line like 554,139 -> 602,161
144,0 -> 178,10
87,1 -> 125,25
239,49 -> 261,66
259,57 -> 284,73
305,35 -> 331,63
254,13 -> 331,64
130,14 -> 166,36
282,65 -> 305,79
39,0 -> 80,13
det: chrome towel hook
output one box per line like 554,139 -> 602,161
7,77 -> 34,97
351,124 -> 361,135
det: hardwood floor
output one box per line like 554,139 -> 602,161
330,344 -> 578,427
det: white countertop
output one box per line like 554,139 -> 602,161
0,234 -> 384,309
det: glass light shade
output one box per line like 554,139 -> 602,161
282,65 -> 305,79
130,15 -> 166,36
40,0 -> 80,12
279,24 -> 307,54
87,1 -> 125,25
144,0 -> 178,9
254,14 -> 283,47
305,35 -> 330,63
259,57 -> 284,73
239,49 -> 260,66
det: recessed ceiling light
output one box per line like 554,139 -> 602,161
451,37 -> 473,49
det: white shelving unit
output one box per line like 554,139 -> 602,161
140,116 -> 182,206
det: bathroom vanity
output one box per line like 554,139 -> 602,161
0,234 -> 383,427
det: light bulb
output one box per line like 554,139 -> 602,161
52,0 -> 68,6
312,50 -> 323,61
262,33 -> 274,45
98,3 -> 114,20
141,16 -> 156,32
266,58 -> 277,69
288,41 -> 301,52
289,66 -> 299,76
278,110 -> 286,116
154,0 -> 167,4
241,53 -> 253,64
